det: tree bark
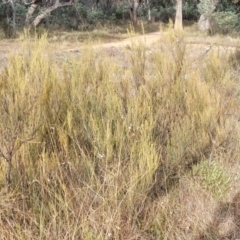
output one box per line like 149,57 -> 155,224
146,0 -> 151,22
174,0 -> 183,31
8,0 -> 15,33
24,0 -> 74,29
32,2 -> 74,28
25,3 -> 39,27
128,0 -> 140,25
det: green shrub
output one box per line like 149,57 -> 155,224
214,11 -> 240,34
197,0 -> 216,17
183,2 -> 200,20
15,3 -> 28,28
192,160 -> 231,198
159,6 -> 175,22
87,9 -> 105,25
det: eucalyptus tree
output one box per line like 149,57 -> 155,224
128,0 -> 142,24
24,0 -> 75,28
175,0 -> 183,30
1,0 -> 16,37
146,0 -> 151,22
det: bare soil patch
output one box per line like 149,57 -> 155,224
1,31 -> 239,68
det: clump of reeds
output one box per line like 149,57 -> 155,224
0,28 -> 238,239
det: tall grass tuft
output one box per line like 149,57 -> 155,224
0,29 -> 238,239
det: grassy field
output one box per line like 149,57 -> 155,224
0,24 -> 240,239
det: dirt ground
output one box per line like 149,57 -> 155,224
0,30 -> 239,72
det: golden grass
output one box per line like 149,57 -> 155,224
0,28 -> 239,239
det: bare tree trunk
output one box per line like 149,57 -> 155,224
24,0 -> 74,29
25,3 -> 39,27
8,0 -> 15,35
146,0 -> 151,22
32,2 -> 73,28
128,0 -> 140,25
174,0 -> 183,31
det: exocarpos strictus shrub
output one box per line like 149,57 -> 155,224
0,29 -> 237,239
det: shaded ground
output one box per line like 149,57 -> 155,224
196,191 -> 240,239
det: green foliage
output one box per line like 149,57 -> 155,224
87,9 -> 105,24
15,3 -> 28,28
197,0 -> 216,17
0,4 -> 15,38
2,0 -> 240,32
75,2 -> 88,19
151,7 -> 160,18
183,2 -> 200,20
114,5 -> 129,20
50,5 -> 82,30
137,5 -> 147,19
216,0 -> 240,11
214,11 -> 240,33
197,0 -> 240,34
192,160 -> 231,198
159,6 -> 175,22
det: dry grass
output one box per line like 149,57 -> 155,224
0,27 -> 240,239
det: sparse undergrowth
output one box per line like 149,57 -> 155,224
0,29 -> 239,239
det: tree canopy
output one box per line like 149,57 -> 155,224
1,0 -> 240,37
